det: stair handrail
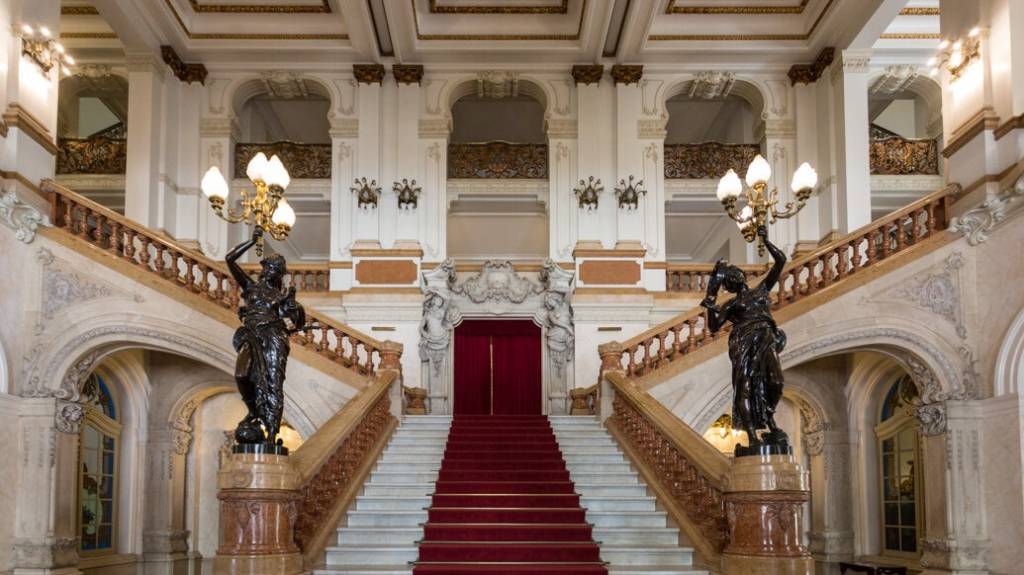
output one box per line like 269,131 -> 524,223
290,366 -> 402,566
598,366 -> 730,565
609,183 -> 958,382
42,179 -> 391,379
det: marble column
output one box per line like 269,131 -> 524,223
124,53 -> 166,228
142,429 -> 190,575
828,49 -> 874,233
807,431 -> 855,572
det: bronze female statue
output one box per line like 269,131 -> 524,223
701,226 -> 790,456
226,227 -> 306,452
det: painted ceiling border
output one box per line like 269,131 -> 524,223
413,0 -> 587,40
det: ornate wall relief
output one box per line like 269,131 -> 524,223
862,253 -> 967,339
0,189 -> 50,243
419,260 -> 460,414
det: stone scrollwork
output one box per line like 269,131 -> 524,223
55,400 -> 85,434
951,173 -> 1024,245
452,260 -> 544,304
0,189 -> 51,243
614,176 -> 646,210
573,176 -> 603,210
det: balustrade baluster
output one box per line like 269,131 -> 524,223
154,246 -> 166,276
92,215 -> 105,245
686,319 -> 697,351
895,217 -> 907,252
78,207 -> 91,239
319,325 -> 330,356
198,265 -> 211,296
184,258 -> 195,291
348,338 -> 361,373
364,346 -> 375,375
865,230 -> 877,264
212,272 -> 224,303
138,238 -> 152,268
789,269 -> 801,302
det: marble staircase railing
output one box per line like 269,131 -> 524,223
665,262 -> 767,294
237,262 -> 330,292
42,180 -> 395,380
602,183 -> 958,385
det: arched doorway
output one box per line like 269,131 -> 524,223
453,320 -> 543,415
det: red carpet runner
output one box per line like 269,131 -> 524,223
413,415 -> 607,575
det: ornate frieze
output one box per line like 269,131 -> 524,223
0,189 -> 50,243
869,127 -> 939,176
392,64 -> 424,85
353,64 -> 385,84
664,142 -> 760,179
571,65 -> 604,85
160,45 -> 207,85
261,70 -> 309,98
610,64 -> 643,85
573,176 -> 603,210
56,135 -> 128,175
477,71 -> 518,98
787,46 -> 835,85
871,64 -> 920,95
614,176 -> 646,209
447,142 -> 548,179
234,141 -> 332,179
687,71 -> 735,99
452,260 -> 544,304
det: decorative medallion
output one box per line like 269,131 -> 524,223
571,65 -> 604,85
392,64 -> 424,85
610,65 -> 643,85
353,64 -> 386,85
393,179 -> 422,210
573,176 -> 603,210
452,260 -> 544,304
687,71 -> 735,99
614,176 -> 646,210
160,45 -> 207,85
352,177 -> 381,210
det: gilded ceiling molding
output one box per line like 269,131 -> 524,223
393,64 -> 424,85
654,0 -> 835,41
411,0 -> 587,40
571,65 -> 603,85
162,0 -> 348,40
59,33 -> 119,39
787,46 -> 835,85
354,64 -> 386,85
879,33 -> 942,40
666,0 -> 810,14
610,65 -> 642,85
428,0 -> 568,14
160,45 -> 208,85
899,7 -> 940,16
61,6 -> 100,15
187,0 -> 332,13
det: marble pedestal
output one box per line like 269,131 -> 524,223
722,454 -> 813,575
213,452 -> 302,575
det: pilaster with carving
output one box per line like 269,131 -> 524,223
419,259 -> 460,414
537,260 -> 575,414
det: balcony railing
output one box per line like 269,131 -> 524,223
57,136 -> 128,175
447,142 -> 548,179
870,134 -> 940,176
235,141 -> 332,180
664,142 -> 760,179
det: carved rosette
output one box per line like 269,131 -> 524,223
353,64 -> 386,84
392,64 -> 424,85
447,142 -> 548,179
571,65 -> 604,85
610,64 -> 643,85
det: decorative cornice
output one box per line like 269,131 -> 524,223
392,64 -> 424,85
654,0 -> 836,41
413,0 -> 587,40
429,0 -> 568,14
188,0 -> 332,13
943,109 -> 1000,158
3,104 -> 57,156
995,113 -> 1024,141
788,46 -> 835,85
571,65 -> 604,85
61,6 -> 100,15
160,45 -> 207,85
419,118 -> 451,138
546,118 -> 577,138
879,33 -> 941,40
353,64 -> 386,84
610,65 -> 643,85
666,0 -> 809,14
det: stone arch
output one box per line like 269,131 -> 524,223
442,74 -> 553,122
995,306 -> 1024,397
57,72 -> 130,138
167,382 -> 236,455
658,75 -> 768,124
228,74 -> 336,122
867,72 -> 943,139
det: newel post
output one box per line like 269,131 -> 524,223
378,341 -> 405,419
597,341 -> 625,423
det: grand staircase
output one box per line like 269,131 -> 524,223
317,414 -> 705,575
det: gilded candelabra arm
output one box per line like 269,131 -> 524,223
770,187 -> 814,221
721,195 -> 742,222
210,187 -> 252,224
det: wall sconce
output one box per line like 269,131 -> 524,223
20,24 -> 75,76
393,179 -> 421,210
574,176 -> 603,210
352,177 -> 381,210
614,176 -> 646,210
928,27 -> 981,81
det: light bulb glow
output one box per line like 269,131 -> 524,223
54,42 -> 65,54
271,199 -> 296,228
744,154 -> 771,187
938,39 -> 949,50
790,162 -> 818,193
926,57 -> 936,66
63,54 -> 75,65
200,166 -> 229,200
929,67 -> 939,77
949,49 -> 964,69
263,155 -> 291,190
716,169 -> 743,201
736,205 -> 754,229
969,27 -> 980,38
39,26 -> 51,38
21,24 -> 34,36
246,152 -> 269,183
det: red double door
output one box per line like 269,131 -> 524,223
452,320 -> 543,415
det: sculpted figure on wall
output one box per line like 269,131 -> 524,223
701,226 -> 790,456
225,228 -> 306,452
539,259 -> 575,413
419,259 -> 460,413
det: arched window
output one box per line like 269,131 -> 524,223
78,372 -> 121,555
874,375 -> 922,557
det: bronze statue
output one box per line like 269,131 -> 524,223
701,226 -> 790,456
225,227 -> 306,453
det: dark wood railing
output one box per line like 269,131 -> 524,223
664,142 -> 760,179
43,180 -> 389,377
235,141 -> 332,179
447,141 -> 548,179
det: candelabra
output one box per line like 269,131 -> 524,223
200,153 -> 296,256
20,24 -> 75,75
716,154 -> 817,256
928,27 -> 981,81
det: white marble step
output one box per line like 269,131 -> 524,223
593,527 -> 680,546
564,453 -> 627,463
369,471 -> 441,484
565,471 -> 640,484
355,496 -> 431,511
336,527 -> 423,545
587,510 -> 670,528
314,568 -> 412,575
346,508 -> 429,529
325,545 -> 418,565
374,462 -> 442,473
603,546 -> 694,566
576,483 -> 650,497
581,496 -> 657,512
363,483 -> 436,497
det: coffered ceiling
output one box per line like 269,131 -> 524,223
61,0 -> 938,67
